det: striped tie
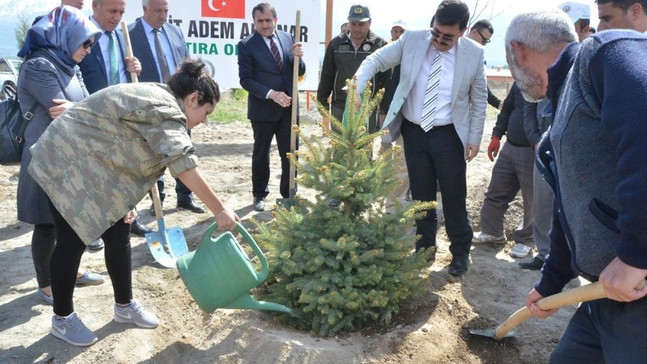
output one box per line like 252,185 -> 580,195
269,36 -> 283,70
420,52 -> 443,132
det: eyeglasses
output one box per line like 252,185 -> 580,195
476,29 -> 491,45
431,28 -> 458,44
82,39 -> 94,49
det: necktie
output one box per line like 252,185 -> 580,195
420,52 -> 443,132
107,31 -> 119,85
269,35 -> 283,70
154,28 -> 171,82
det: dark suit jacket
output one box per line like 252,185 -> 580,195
128,20 -> 190,82
78,30 -> 131,94
237,30 -> 306,122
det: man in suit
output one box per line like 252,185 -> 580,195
354,0 -> 487,276
78,0 -> 152,237
237,3 -> 305,212
129,0 -> 203,214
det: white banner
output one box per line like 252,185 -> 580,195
122,0 -> 321,90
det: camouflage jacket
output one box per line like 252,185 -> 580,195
29,83 -> 197,244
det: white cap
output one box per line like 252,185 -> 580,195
559,1 -> 590,23
392,19 -> 407,30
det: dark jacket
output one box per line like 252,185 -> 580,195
78,28 -> 132,94
536,31 -> 647,296
317,31 -> 388,111
128,19 -> 190,83
237,30 -> 306,122
491,82 -> 530,147
17,50 -> 88,224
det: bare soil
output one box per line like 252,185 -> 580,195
0,90 -> 584,363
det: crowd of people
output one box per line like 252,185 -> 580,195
11,0 -> 647,360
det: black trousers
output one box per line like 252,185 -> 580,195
251,108 -> 294,199
49,201 -> 132,316
31,223 -> 55,288
400,120 -> 473,258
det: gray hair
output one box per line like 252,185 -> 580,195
505,9 -> 577,54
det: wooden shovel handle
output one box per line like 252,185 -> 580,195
120,22 -> 138,83
288,11 -> 301,199
120,22 -> 162,218
494,279 -> 646,339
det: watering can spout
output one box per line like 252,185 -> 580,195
224,294 -> 292,314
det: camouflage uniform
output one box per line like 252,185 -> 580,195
28,83 -> 197,244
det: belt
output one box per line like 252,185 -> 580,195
404,118 -> 453,130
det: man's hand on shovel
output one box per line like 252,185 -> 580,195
526,258 -> 647,319
525,288 -> 559,319
599,257 -> 647,302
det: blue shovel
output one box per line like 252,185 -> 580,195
144,182 -> 189,268
120,21 -> 189,268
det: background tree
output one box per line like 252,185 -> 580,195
256,79 -> 435,336
14,12 -> 30,53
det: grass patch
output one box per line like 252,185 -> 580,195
210,88 -> 248,124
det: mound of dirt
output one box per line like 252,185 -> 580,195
0,92 -> 584,363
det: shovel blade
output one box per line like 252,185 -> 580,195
145,233 -> 179,268
468,328 -> 518,340
145,219 -> 188,268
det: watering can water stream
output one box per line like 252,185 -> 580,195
176,222 -> 292,314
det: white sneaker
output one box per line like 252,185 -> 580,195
510,243 -> 532,258
472,232 -> 506,244
114,299 -> 159,328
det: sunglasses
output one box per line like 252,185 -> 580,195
431,28 -> 458,44
476,29 -> 491,45
82,39 -> 94,49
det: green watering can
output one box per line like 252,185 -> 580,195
176,222 -> 292,314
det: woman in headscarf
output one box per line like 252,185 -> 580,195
29,58 -> 239,347
16,5 -> 104,307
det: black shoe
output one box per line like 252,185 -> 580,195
448,255 -> 469,276
253,196 -> 265,211
177,199 -> 205,213
131,220 -> 153,237
519,256 -> 544,270
87,238 -> 104,251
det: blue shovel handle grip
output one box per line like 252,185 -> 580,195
204,222 -> 270,281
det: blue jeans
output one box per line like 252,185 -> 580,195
400,120 -> 472,257
550,297 -> 647,364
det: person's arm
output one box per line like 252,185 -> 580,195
526,203 -> 578,318
237,39 -> 271,100
177,167 -> 239,231
487,86 -> 501,110
465,49 -> 488,162
591,38 -> 647,301
523,101 -> 541,149
492,83 -> 515,139
316,41 -> 336,110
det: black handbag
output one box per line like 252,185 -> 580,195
0,84 -> 37,165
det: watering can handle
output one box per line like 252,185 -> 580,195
204,222 -> 270,281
